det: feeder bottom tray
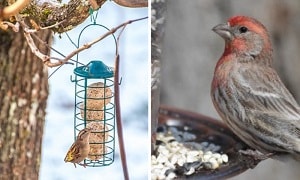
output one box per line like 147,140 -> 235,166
151,105 -> 263,180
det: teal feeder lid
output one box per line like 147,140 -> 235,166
74,60 -> 114,78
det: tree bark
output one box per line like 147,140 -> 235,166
18,0 -> 148,33
0,28 -> 51,179
151,0 -> 165,153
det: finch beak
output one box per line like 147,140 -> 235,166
212,23 -> 232,40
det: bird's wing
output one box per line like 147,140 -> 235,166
235,65 -> 300,120
234,66 -> 300,152
247,109 -> 300,153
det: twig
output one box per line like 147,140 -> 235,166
29,32 -> 82,65
1,21 -> 20,32
113,0 -> 148,7
23,30 -> 51,62
2,0 -> 30,18
114,24 -> 129,180
44,16 -> 148,67
10,15 -> 146,68
14,16 -> 67,63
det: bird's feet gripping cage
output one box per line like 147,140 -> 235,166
72,61 -> 115,167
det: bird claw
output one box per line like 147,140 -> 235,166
78,163 -> 88,168
72,162 -> 88,168
239,149 -> 273,160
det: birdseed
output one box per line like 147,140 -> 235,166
151,126 -> 229,180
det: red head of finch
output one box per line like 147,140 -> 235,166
211,15 -> 300,159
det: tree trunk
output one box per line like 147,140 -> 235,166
0,28 -> 51,179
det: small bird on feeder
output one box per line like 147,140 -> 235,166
64,127 -> 92,168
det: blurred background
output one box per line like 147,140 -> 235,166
160,0 -> 300,179
40,2 -> 148,180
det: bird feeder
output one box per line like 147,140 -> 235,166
70,19 -> 117,167
72,61 -> 115,167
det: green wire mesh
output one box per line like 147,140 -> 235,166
70,16 -> 117,167
72,61 -> 115,167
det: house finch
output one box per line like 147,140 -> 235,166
211,15 -> 300,160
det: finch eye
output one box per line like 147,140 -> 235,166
239,26 -> 248,33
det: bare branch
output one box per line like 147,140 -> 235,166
13,12 -> 147,68
23,31 -> 50,62
18,0 -> 147,33
0,0 -> 147,33
44,16 -> 148,67
113,0 -> 148,7
21,0 -> 95,33
1,21 -> 20,32
2,0 -> 30,18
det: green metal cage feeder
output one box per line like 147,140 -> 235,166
72,61 -> 115,167
70,18 -> 117,167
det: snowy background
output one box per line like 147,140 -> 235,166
40,2 -> 148,180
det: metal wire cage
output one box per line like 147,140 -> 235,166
72,61 -> 115,167
70,20 -> 117,167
